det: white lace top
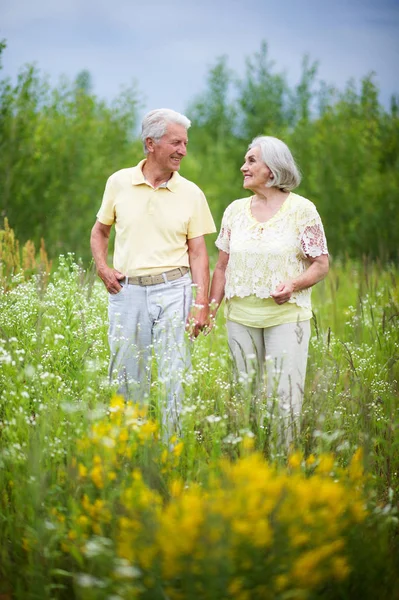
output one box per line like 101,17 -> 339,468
215,193 -> 328,309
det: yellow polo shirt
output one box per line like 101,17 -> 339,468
97,159 -> 216,276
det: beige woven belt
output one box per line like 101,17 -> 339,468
127,267 -> 189,286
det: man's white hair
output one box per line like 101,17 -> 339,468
249,136 -> 301,191
141,108 -> 191,154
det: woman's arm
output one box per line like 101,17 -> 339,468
209,250 -> 230,318
187,235 -> 211,338
271,254 -> 329,305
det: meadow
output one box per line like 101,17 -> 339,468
1,36 -> 399,599
0,245 -> 398,599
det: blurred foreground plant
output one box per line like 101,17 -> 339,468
0,217 -> 52,290
50,399 -> 397,600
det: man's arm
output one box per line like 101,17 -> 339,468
187,235 -> 210,338
90,220 -> 124,293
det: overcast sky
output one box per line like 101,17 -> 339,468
1,0 -> 398,121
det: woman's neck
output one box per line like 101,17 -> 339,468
252,186 -> 288,205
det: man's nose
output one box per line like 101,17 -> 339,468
178,143 -> 187,156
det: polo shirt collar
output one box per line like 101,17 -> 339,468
131,159 -> 181,192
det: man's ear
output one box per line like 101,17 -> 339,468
146,137 -> 155,153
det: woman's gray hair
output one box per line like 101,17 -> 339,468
249,136 -> 301,191
141,108 -> 191,154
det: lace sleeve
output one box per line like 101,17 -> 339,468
301,220 -> 328,258
215,207 -> 231,254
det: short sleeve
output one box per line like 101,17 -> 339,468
96,175 -> 117,226
215,206 -> 232,254
187,190 -> 216,239
300,210 -> 328,258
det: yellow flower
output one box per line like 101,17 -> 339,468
138,420 -> 158,442
288,451 -> 303,470
93,523 -> 102,535
316,454 -> 335,475
172,441 -> 184,458
349,447 -> 364,482
77,515 -> 89,528
78,463 -> 88,478
332,556 -> 351,580
90,465 -> 104,489
119,428 -> 129,442
306,453 -> 317,467
110,395 -> 125,412
22,537 -> 30,551
241,436 -> 255,451
228,577 -> 243,596
275,574 -> 288,591
170,479 -> 184,497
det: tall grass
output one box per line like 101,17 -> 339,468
0,254 -> 398,599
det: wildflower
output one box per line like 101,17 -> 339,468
306,454 -> 317,467
78,463 -> 87,478
288,451 -> 303,469
113,559 -> 141,579
316,453 -> 335,475
22,537 -> 30,551
90,465 -> 104,489
138,420 -> 158,442
77,515 -> 89,528
75,574 -> 106,588
172,441 -> 184,458
349,447 -> 364,482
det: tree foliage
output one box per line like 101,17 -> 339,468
0,42 -> 142,260
0,41 -> 398,262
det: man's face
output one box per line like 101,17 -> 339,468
147,122 -> 188,172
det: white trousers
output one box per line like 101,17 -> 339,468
227,319 -> 311,445
108,273 -> 193,436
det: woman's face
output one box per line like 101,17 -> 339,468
241,146 -> 272,191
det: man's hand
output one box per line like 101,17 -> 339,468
91,221 -> 124,293
186,302 -> 209,339
98,266 -> 125,294
271,280 -> 295,304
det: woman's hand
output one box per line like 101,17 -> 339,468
271,255 -> 329,305
271,280 -> 295,304
202,300 -> 219,335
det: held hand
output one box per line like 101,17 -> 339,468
202,299 -> 219,336
186,303 -> 210,339
98,266 -> 125,294
271,281 -> 295,305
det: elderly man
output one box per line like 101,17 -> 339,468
91,108 -> 215,435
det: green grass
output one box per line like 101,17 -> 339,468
0,254 -> 398,599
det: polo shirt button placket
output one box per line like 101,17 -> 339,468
148,190 -> 157,215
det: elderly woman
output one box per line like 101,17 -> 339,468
209,136 -> 329,444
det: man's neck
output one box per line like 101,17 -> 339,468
142,159 -> 173,188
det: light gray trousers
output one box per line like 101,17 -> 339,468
108,273 -> 192,435
227,319 -> 311,445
